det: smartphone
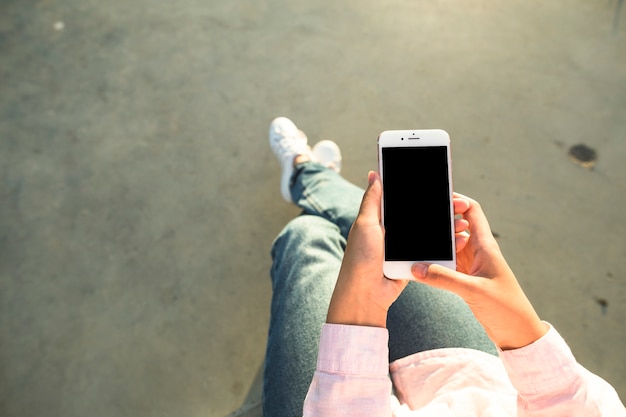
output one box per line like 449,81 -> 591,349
377,129 -> 456,279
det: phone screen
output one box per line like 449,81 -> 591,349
381,146 -> 453,261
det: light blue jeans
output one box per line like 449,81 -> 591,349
262,162 -> 496,417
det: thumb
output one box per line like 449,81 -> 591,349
357,171 -> 382,222
411,262 -> 475,298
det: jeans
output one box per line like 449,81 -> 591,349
262,162 -> 496,417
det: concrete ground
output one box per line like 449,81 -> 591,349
1,1 -> 625,416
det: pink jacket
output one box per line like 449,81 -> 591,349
304,323 -> 625,417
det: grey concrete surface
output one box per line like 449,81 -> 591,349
1,1 -> 625,416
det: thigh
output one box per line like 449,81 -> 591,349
263,215 -> 346,417
386,281 -> 497,362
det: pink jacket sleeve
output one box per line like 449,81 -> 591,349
303,323 -> 626,417
303,324 -> 392,417
499,324 -> 626,417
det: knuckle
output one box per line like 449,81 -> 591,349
427,265 -> 448,284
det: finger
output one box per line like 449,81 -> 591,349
453,196 -> 470,216
411,262 -> 476,298
455,218 -> 469,233
455,233 -> 469,252
357,171 -> 382,222
462,199 -> 497,244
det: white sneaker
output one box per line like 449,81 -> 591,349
269,117 -> 314,202
312,140 -> 342,173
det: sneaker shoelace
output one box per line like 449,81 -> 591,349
271,129 -> 309,160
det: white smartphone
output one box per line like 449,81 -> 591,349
377,129 -> 456,279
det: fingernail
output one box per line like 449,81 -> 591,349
368,171 -> 376,185
412,263 -> 428,278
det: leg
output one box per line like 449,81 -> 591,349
262,215 -> 346,417
264,118 -> 359,416
290,161 -> 364,240
387,282 -> 497,361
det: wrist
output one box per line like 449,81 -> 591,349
326,311 -> 387,328
497,320 -> 550,351
326,313 -> 387,328
326,291 -> 387,328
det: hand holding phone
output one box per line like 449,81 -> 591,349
378,129 -> 456,279
326,172 -> 408,328
411,196 -> 549,350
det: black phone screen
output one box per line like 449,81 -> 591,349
381,146 -> 453,261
